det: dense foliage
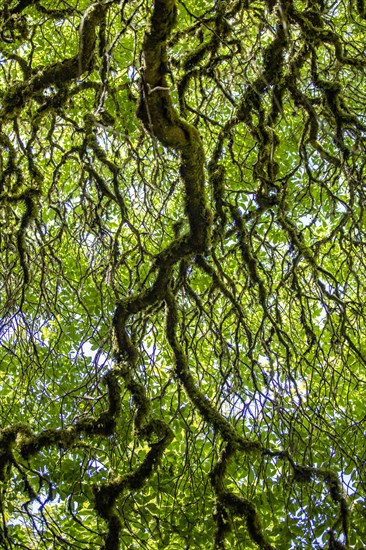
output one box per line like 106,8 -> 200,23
1,0 -> 366,548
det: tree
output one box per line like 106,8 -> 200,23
0,0 -> 366,547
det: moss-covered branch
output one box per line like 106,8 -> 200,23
210,443 -> 275,550
137,0 -> 211,253
165,285 -> 262,452
1,3 -> 106,118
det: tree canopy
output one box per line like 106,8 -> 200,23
1,0 -> 366,548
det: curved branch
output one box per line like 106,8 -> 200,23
137,0 -> 211,253
1,3 -> 107,118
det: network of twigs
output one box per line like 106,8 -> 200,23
1,0 -> 366,548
